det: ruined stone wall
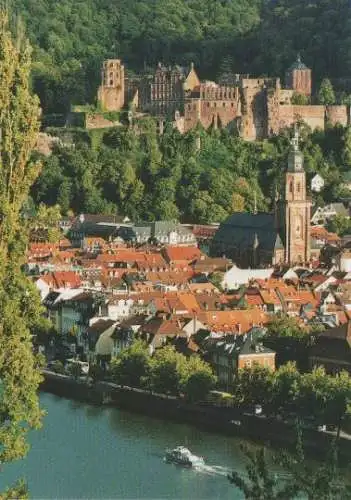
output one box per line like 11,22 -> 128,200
240,87 -> 268,141
182,95 -> 240,133
325,105 -> 350,127
97,59 -> 125,112
277,105 -> 325,132
85,113 -> 121,130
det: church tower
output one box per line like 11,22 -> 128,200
280,127 -> 311,264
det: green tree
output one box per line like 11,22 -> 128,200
234,365 -> 274,407
111,340 -> 151,388
150,345 -> 186,395
230,428 -> 351,500
208,271 -> 224,292
30,203 -> 62,242
228,445 -> 298,499
291,92 -> 310,105
0,12 -> 44,493
265,314 -> 311,368
182,356 -> 216,403
271,362 -> 300,415
49,360 -> 65,375
327,214 -> 351,236
317,78 -> 336,105
231,192 -> 245,212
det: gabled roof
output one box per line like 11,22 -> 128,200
203,328 -> 274,358
164,246 -> 202,263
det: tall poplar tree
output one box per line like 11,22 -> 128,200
0,12 -> 44,496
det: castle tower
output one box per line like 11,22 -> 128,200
97,59 -> 125,111
285,54 -> 312,97
281,127 -> 311,264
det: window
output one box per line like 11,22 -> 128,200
245,359 -> 252,368
223,102 -> 226,107
289,181 -> 293,193
297,183 -> 301,193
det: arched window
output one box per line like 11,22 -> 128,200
289,181 -> 293,193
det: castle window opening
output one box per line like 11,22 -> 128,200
223,102 -> 226,107
289,181 -> 293,193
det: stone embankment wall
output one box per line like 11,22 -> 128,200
41,370 -> 351,460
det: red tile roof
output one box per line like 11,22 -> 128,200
164,246 -> 202,263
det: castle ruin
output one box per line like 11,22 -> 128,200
93,56 -> 350,139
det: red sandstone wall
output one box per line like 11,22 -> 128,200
278,105 -> 325,131
183,98 -> 240,132
326,105 -> 349,127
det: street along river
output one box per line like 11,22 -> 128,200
1,393 -> 288,499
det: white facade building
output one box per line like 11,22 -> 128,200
311,174 -> 325,193
221,265 -> 274,290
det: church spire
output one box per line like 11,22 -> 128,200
291,123 -> 299,151
287,124 -> 304,172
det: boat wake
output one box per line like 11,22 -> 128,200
193,463 -> 231,476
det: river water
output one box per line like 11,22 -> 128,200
1,393 -> 282,499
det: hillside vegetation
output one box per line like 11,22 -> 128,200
12,0 -> 351,113
31,122 -> 351,223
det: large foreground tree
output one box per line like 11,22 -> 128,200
0,12 -> 44,497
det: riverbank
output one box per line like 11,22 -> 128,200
40,369 -> 351,461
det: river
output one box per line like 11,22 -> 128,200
1,393 -> 283,499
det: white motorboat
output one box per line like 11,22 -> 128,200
165,446 -> 204,467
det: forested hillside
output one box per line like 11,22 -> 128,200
12,0 -> 351,113
31,122 -> 351,223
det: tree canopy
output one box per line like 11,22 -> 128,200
32,122 -> 351,224
5,0 -> 350,114
0,12 -> 44,496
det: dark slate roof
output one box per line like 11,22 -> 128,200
288,54 -> 309,71
212,212 -> 281,252
43,291 -> 60,308
203,327 -> 274,357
